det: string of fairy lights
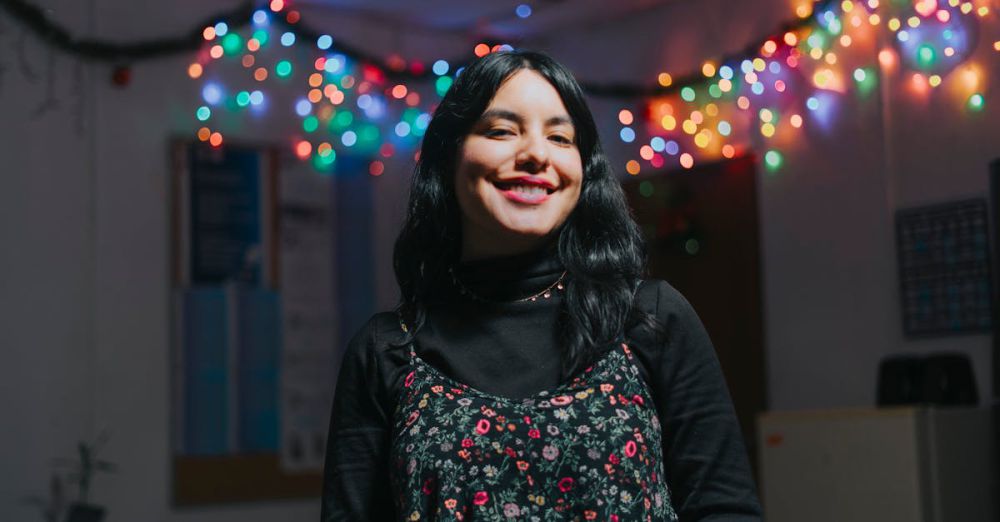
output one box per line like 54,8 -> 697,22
187,0 -> 998,178
187,0 -> 525,174
615,0 -> 998,181
6,0 -> 994,176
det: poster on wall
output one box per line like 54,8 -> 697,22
277,160 -> 337,472
169,140 -> 334,504
896,199 -> 992,337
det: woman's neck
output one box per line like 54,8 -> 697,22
445,239 -> 564,304
459,233 -> 556,263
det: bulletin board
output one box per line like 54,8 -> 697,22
169,140 -> 336,505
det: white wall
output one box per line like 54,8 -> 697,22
2,0 -> 998,520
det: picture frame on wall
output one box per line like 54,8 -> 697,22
168,139 -> 325,505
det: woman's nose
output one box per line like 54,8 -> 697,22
515,134 -> 550,173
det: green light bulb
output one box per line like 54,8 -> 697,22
435,76 -> 453,97
917,45 -> 936,68
968,93 -> 985,111
764,150 -> 783,171
276,60 -> 293,78
221,33 -> 242,55
303,116 -> 319,133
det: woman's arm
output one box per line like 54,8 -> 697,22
635,281 -> 762,521
321,317 -> 396,521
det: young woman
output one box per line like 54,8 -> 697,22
322,50 -> 761,521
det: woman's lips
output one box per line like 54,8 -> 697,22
493,181 -> 554,205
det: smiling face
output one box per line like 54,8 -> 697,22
454,69 -> 584,261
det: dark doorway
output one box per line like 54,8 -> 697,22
622,154 -> 767,473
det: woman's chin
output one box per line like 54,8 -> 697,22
495,218 -> 557,239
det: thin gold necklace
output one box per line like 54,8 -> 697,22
448,267 -> 567,303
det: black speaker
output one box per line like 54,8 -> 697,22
922,353 -> 978,405
877,355 -> 924,406
877,352 -> 978,406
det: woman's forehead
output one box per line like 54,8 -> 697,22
482,70 -> 572,121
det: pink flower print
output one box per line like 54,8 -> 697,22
431,385 -> 444,393
542,445 -> 559,461
475,419 -> 491,435
462,438 -> 473,448
610,515 -> 619,522
422,477 -> 435,494
550,395 -> 573,406
609,453 -> 620,465
632,394 -> 644,406
473,491 -> 489,506
405,410 -> 420,427
625,440 -> 637,458
557,477 -> 574,493
523,415 -> 532,424
404,371 -> 415,387
528,428 -> 541,439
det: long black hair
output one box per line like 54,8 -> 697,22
393,50 -> 656,378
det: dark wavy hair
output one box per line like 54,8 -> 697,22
393,50 -> 656,378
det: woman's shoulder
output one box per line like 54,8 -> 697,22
344,310 -> 409,358
340,311 -> 411,401
629,278 -> 710,353
635,278 -> 699,322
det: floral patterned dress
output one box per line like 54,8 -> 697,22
389,335 -> 678,522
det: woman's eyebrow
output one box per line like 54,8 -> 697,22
479,109 -> 573,127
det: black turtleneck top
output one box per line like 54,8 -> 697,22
322,245 -> 762,521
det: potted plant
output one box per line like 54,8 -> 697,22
57,432 -> 116,522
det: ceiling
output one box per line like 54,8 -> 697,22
297,0 -> 676,40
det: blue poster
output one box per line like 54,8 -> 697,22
188,144 -> 263,285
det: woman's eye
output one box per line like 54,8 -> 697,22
549,135 -> 573,144
485,128 -> 514,137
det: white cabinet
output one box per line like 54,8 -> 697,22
758,407 -> 996,522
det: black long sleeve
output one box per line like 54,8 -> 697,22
629,281 -> 762,521
321,319 -> 396,521
321,245 -> 761,520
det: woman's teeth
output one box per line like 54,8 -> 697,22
495,181 -> 554,195
511,185 -> 548,196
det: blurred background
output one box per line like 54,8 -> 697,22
2,0 -> 999,520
